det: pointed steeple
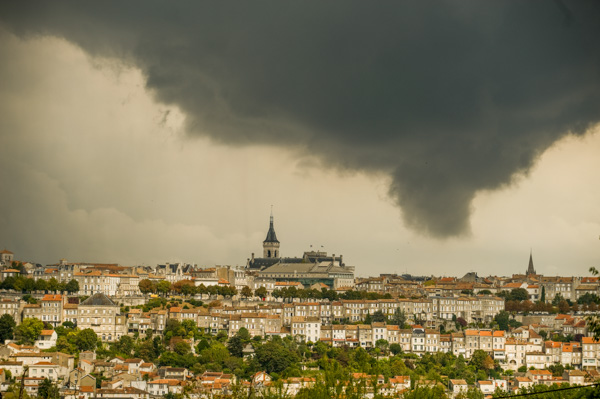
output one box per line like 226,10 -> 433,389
263,208 -> 280,258
526,250 -> 536,275
264,209 -> 279,243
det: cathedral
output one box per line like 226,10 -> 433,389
245,213 -> 355,289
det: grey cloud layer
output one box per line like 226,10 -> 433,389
2,1 -> 599,237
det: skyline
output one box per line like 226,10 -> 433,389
0,2 -> 599,276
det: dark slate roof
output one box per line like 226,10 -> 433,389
248,258 -> 280,270
248,257 -> 305,270
263,216 -> 279,243
80,292 -> 116,306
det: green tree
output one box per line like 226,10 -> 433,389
390,343 -> 402,355
392,308 -> 407,327
65,279 -> 79,293
494,311 -> 510,331
255,340 -> 300,374
139,279 -> 155,294
372,310 -> 386,323
115,335 -> 135,355
174,341 -> 191,356
75,328 -> 98,351
375,338 -> 389,355
540,286 -> 546,303
47,277 -> 60,292
157,280 -> 172,296
38,378 -> 59,399
255,286 -> 268,299
509,288 -> 528,301
552,293 -> 565,307
15,317 -> 44,344
35,279 -> 48,291
241,286 -> 253,298
23,278 -> 36,292
578,292 -> 600,305
0,314 -> 16,343
470,350 -> 489,370
227,335 -> 244,358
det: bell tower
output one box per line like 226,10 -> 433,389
263,209 -> 280,258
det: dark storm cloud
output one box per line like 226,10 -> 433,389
1,1 -> 599,237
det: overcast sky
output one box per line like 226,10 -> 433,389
0,2 -> 599,277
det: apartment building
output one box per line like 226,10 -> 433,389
78,293 -> 126,342
0,298 -> 21,321
291,316 -> 320,343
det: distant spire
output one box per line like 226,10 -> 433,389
264,208 -> 279,243
526,250 -> 536,275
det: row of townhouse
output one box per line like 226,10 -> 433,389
124,296 -> 503,340
20,293 -> 127,342
500,276 -> 600,303
306,322 -> 599,371
277,296 -> 503,326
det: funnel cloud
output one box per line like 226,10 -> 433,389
1,1 -> 599,238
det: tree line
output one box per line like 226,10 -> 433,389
0,276 -> 79,293
138,279 -> 238,297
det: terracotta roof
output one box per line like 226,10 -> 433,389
33,361 -> 57,366
528,370 -> 551,375
41,294 -> 62,301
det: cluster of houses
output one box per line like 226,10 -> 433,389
448,367 -> 599,398
1,293 -> 505,343
1,338 -> 599,399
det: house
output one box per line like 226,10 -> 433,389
449,379 -> 468,398
35,330 -> 58,350
79,359 -> 94,375
68,370 -> 96,389
0,361 -> 24,377
123,358 -> 144,375
139,362 -> 156,374
147,379 -> 185,396
388,376 -> 411,393
477,380 -> 494,395
28,361 -> 60,381
95,387 -> 150,399
563,370 -> 587,386
158,367 -> 188,380
281,377 -> 315,396
514,377 -> 533,391
23,377 -> 45,395
526,369 -> 553,385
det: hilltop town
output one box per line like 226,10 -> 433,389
1,217 -> 599,398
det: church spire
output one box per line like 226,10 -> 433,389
264,207 -> 279,243
526,250 -> 536,276
263,208 -> 280,258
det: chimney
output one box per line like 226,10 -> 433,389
251,253 -> 255,261
340,254 -> 343,266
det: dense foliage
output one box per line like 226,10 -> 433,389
138,279 -> 237,297
0,276 -> 79,293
